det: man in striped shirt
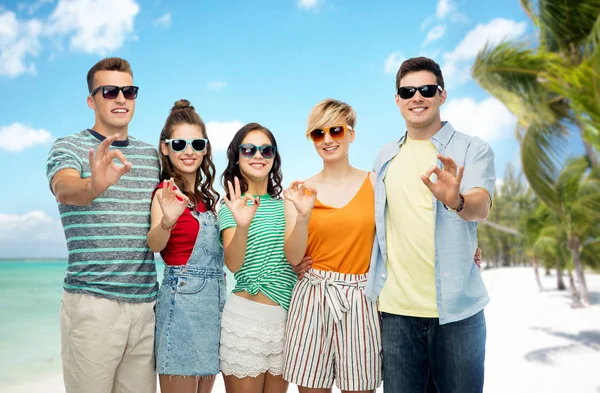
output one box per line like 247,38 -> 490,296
46,58 -> 159,393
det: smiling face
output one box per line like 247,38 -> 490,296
395,70 -> 446,132
311,116 -> 355,163
87,70 -> 136,135
160,123 -> 206,182
238,130 -> 275,185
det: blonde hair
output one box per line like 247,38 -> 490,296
306,98 -> 356,136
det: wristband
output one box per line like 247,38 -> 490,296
443,194 -> 465,213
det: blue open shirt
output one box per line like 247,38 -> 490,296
365,122 -> 496,324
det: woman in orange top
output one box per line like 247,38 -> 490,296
282,99 -> 382,393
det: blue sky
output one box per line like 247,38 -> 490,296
0,0 -> 584,258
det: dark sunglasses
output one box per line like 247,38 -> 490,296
307,125 -> 352,143
397,84 -> 442,99
164,138 -> 208,153
239,143 -> 276,159
90,85 -> 139,100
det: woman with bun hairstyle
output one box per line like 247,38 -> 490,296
147,100 -> 224,393
218,122 -> 297,393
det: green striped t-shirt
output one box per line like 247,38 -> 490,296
218,194 -> 297,310
46,129 -> 160,302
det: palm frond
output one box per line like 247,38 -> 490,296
521,121 -> 568,211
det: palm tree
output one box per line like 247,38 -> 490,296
550,157 -> 600,304
471,0 -> 600,211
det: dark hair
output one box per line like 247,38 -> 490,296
220,123 -> 283,200
159,99 -> 220,213
87,57 -> 133,93
396,56 -> 445,91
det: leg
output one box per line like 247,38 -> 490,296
335,283 -> 382,392
263,372 -> 289,393
196,375 -> 217,393
381,312 -> 430,393
113,301 -> 156,393
430,310 -> 486,393
60,292 -> 128,393
223,373 -> 265,393
159,375 -> 198,393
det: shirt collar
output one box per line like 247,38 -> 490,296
396,121 -> 455,149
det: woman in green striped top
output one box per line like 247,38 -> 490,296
218,123 -> 297,393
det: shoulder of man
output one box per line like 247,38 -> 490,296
448,127 -> 494,157
128,136 -> 158,151
372,139 -> 399,173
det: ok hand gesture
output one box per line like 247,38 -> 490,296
223,177 -> 259,230
421,155 -> 464,209
283,180 -> 317,219
157,178 -> 190,227
88,135 -> 132,196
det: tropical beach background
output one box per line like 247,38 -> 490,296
1,0 -> 599,392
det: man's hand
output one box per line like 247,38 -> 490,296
474,247 -> 482,270
291,256 -> 313,280
88,134 -> 132,196
421,155 -> 464,210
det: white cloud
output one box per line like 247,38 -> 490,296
384,52 -> 404,74
0,210 -> 56,241
0,10 -> 43,77
153,12 -> 171,28
422,0 -> 467,30
206,120 -> 243,152
441,97 -> 516,141
0,123 -> 53,152
298,0 -> 319,9
208,80 -> 227,90
442,18 -> 527,88
47,0 -> 140,55
423,24 -> 447,46
436,0 -> 450,18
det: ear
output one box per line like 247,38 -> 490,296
349,127 -> 356,143
160,141 -> 170,156
395,94 -> 402,108
439,89 -> 447,106
87,95 -> 95,110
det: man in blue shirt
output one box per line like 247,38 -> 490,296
366,57 -> 495,393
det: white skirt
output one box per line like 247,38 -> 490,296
219,294 -> 288,378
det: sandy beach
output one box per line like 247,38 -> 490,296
4,267 -> 599,393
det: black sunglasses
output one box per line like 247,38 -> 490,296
90,85 -> 139,100
397,84 -> 442,99
164,138 -> 208,152
239,143 -> 276,159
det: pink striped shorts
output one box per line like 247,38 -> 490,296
283,268 -> 382,390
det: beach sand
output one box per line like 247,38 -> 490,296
4,267 -> 599,393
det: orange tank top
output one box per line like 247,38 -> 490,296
305,175 -> 375,274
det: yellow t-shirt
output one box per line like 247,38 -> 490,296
379,136 -> 438,317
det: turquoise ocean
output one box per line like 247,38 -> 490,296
0,260 -> 236,386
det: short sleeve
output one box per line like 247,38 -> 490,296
46,139 -> 84,191
218,203 -> 237,233
460,138 -> 496,200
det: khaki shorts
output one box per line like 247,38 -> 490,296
60,291 -> 156,393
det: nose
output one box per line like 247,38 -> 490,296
253,149 -> 263,159
183,143 -> 194,154
323,131 -> 334,144
115,89 -> 126,104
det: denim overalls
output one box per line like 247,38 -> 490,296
155,211 -> 226,376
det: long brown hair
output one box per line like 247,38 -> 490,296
159,99 -> 219,213
220,122 -> 283,200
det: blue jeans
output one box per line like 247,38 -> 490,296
381,311 -> 486,393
